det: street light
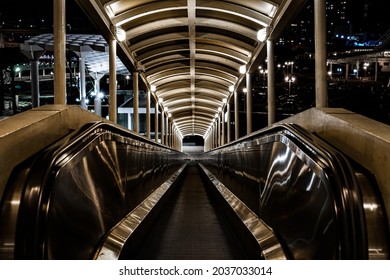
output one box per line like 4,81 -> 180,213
285,75 -> 295,95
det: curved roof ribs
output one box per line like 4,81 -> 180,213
75,0 -> 305,138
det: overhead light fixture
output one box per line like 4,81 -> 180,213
158,97 -> 163,104
257,27 -> 269,42
151,85 -> 156,92
116,26 -> 126,42
229,85 -> 234,92
239,65 -> 246,74
222,98 -> 227,104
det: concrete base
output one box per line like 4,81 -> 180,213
0,105 -> 104,198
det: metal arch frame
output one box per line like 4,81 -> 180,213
75,0 -> 308,139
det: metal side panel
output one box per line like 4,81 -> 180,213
1,121 -> 187,259
94,163 -> 187,260
198,163 -> 287,260
200,123 -> 382,259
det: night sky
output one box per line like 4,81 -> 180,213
0,0 -> 91,29
0,1 -> 388,36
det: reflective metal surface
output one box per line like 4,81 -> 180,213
0,122 -> 187,259
1,120 -> 388,260
199,163 -> 286,260
355,172 -> 389,259
94,163 -> 187,260
201,124 -> 389,259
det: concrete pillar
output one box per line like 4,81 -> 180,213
234,90 -> 239,140
221,108 -> 225,145
30,60 -> 40,107
345,63 -> 349,80
375,57 -> 378,82
217,115 -> 221,146
267,39 -> 275,125
226,102 -> 231,144
165,112 -> 169,145
53,0 -> 67,104
246,73 -> 252,134
172,125 -> 175,149
314,0 -> 328,108
155,100 -> 159,142
212,124 -> 215,149
79,57 -> 87,109
133,71 -> 139,133
170,120 -> 172,147
146,90 -> 151,139
161,109 -> 165,145
91,72 -> 104,117
356,60 -> 360,79
109,35 -> 117,123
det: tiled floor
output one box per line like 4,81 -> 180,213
135,163 -> 247,259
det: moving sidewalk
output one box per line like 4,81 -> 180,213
0,121 -> 388,259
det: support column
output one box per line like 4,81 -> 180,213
375,57 -> 378,82
221,108 -> 225,145
314,0 -> 328,108
172,125 -> 175,149
53,0 -> 67,104
267,39 -> 276,125
170,121 -> 173,148
246,73 -> 252,134
345,63 -> 349,80
356,60 -> 360,78
79,56 -> 87,109
91,72 -> 104,117
146,90 -> 151,139
161,108 -> 165,145
30,60 -> 40,107
217,116 -> 221,147
133,71 -> 139,133
212,124 -> 215,149
109,35 -> 117,123
234,90 -> 239,140
226,102 -> 231,144
165,112 -> 169,145
155,99 -> 159,142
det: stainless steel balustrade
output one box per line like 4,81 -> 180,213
0,122 -> 188,259
1,121 -> 388,260
200,124 -> 389,259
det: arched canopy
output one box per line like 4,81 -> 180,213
75,0 -> 307,138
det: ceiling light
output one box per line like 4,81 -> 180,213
239,65 -> 246,74
257,27 -> 269,42
115,27 -> 126,42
